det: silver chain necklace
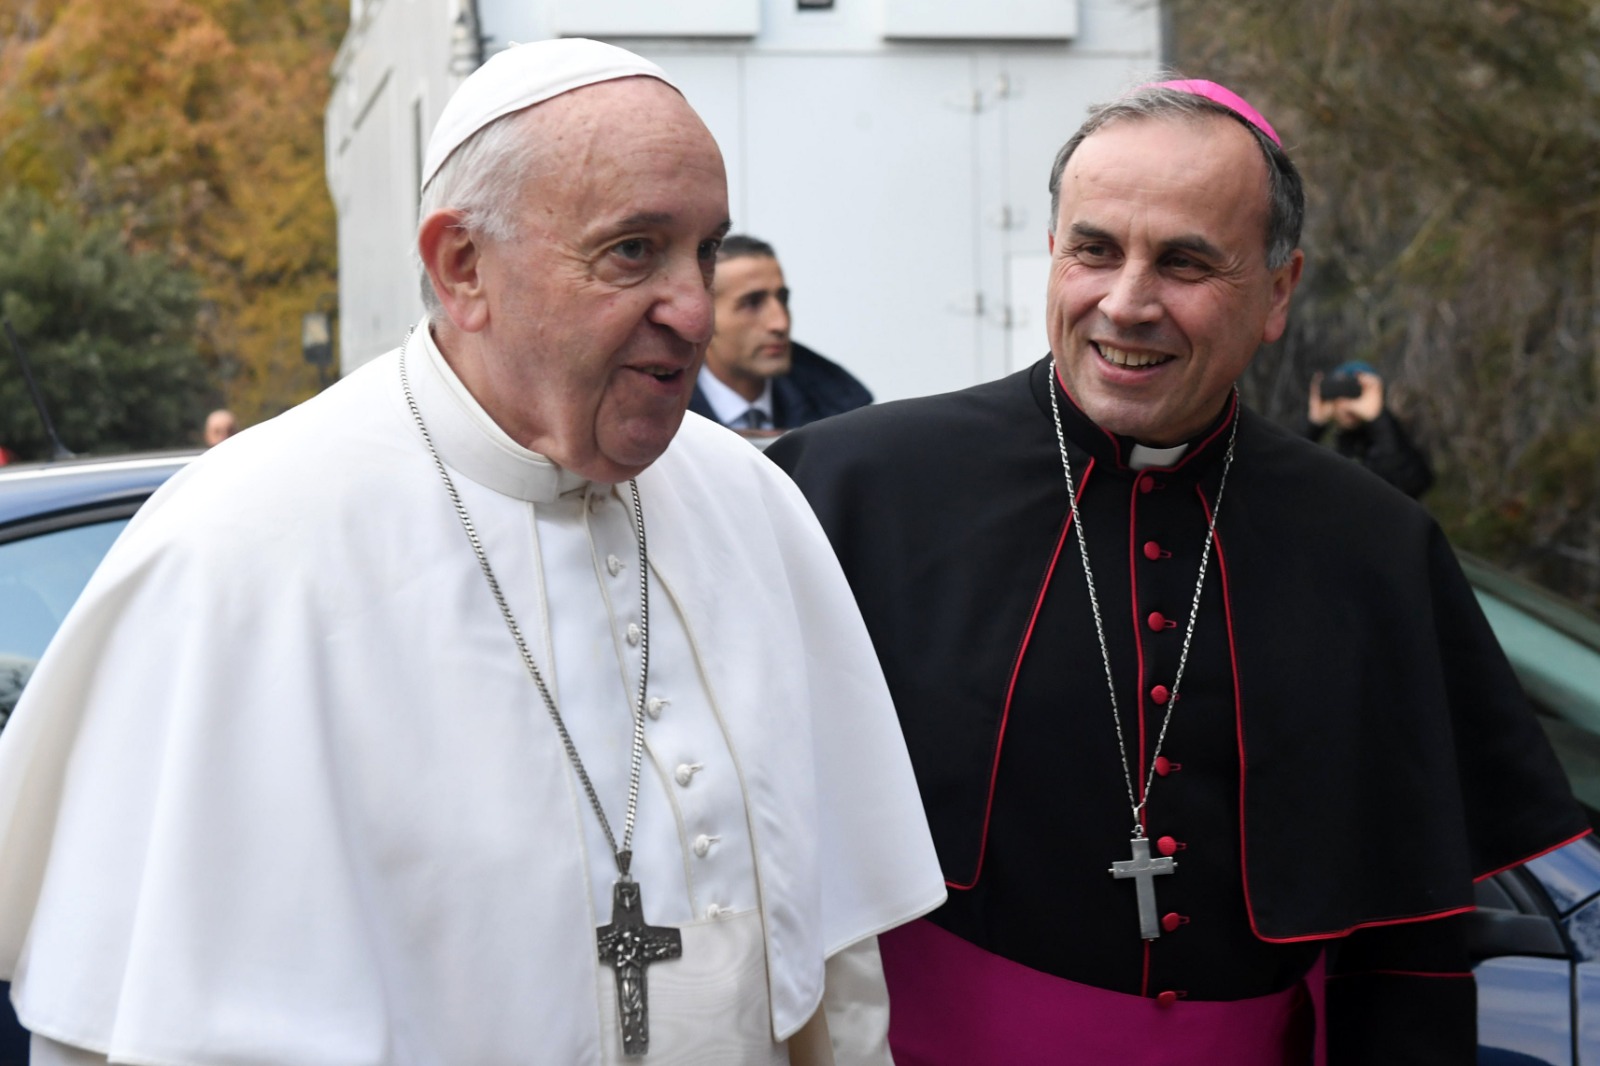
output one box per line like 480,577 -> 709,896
399,339 -> 680,1056
1047,377 -> 1238,940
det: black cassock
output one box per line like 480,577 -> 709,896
768,357 -> 1588,1063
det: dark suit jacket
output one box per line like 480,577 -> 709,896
690,341 -> 872,429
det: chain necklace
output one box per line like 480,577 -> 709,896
1047,377 -> 1238,940
399,338 -> 679,1056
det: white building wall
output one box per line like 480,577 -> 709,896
326,0 -> 1165,400
327,0 -> 478,367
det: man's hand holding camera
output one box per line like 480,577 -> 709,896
1309,369 -> 1384,431
1305,363 -> 1432,498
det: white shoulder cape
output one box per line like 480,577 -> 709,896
0,345 -> 944,1065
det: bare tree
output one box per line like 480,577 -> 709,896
1172,0 -> 1600,607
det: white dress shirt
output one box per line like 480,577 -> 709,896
697,364 -> 775,428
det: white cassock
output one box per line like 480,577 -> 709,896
0,323 -> 946,1065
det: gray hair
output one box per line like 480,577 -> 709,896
1046,86 -> 1305,270
416,106 -> 546,316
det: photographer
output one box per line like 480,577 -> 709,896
1307,360 -> 1433,498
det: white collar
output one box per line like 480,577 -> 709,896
1128,442 -> 1190,470
409,322 -> 596,504
696,365 -> 773,426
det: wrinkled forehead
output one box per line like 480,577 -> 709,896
1071,113 -> 1268,193
1063,116 -> 1272,237
494,76 -> 717,180
505,81 -> 728,251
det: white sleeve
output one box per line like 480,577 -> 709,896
823,936 -> 894,1066
30,1034 -> 112,1065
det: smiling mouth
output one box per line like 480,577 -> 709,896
1095,343 -> 1173,369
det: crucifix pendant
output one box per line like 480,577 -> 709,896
597,878 -> 683,1057
1109,834 -> 1176,940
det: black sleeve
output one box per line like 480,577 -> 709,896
1358,410 -> 1434,499
1324,915 -> 1476,1064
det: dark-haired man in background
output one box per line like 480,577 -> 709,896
771,78 -> 1585,1064
691,235 -> 872,431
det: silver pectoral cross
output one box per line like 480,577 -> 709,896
1109,834 -> 1176,940
597,879 -> 683,1057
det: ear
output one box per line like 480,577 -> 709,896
1261,248 -> 1304,345
418,209 -> 491,333
1047,229 -> 1056,255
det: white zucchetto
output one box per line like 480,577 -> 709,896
421,37 -> 676,191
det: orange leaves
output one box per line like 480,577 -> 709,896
0,0 -> 348,424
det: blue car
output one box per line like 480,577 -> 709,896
0,452 -> 196,1064
1466,555 -> 1600,1065
0,455 -> 1597,1062
0,452 -> 198,733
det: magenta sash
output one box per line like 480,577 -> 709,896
880,919 -> 1324,1066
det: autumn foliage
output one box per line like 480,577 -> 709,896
0,0 -> 347,443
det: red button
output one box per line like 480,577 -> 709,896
1157,836 -> 1182,856
1138,475 -> 1157,494
1162,912 -> 1189,933
1151,684 -> 1170,705
1156,990 -> 1179,1008
1147,611 -> 1168,631
1154,756 -> 1181,777
1143,540 -> 1163,561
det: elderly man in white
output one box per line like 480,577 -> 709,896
0,39 -> 943,1066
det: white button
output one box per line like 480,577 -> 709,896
625,623 -> 641,646
706,903 -> 728,920
607,554 -> 622,576
646,697 -> 668,720
588,494 -> 605,513
675,763 -> 703,787
692,834 -> 718,858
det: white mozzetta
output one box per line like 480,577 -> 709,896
0,323 -> 944,1064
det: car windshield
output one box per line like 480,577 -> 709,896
0,518 -> 130,727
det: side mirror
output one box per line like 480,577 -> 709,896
1467,908 -> 1568,963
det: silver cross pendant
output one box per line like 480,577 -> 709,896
597,879 -> 683,1056
1109,834 -> 1177,940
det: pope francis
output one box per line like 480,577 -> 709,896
0,39 -> 944,1066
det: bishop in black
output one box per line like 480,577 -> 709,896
768,79 -> 1587,1065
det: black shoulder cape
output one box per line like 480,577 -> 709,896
768,358 -> 1586,944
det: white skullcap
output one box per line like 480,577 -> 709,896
420,38 -> 676,191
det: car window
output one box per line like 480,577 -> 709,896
0,518 -> 129,727
1532,713 -> 1600,827
1469,562 -> 1600,830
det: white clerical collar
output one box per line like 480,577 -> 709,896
1128,442 -> 1190,470
696,365 -> 773,427
408,321 -> 594,503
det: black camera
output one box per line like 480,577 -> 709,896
1319,373 -> 1363,401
